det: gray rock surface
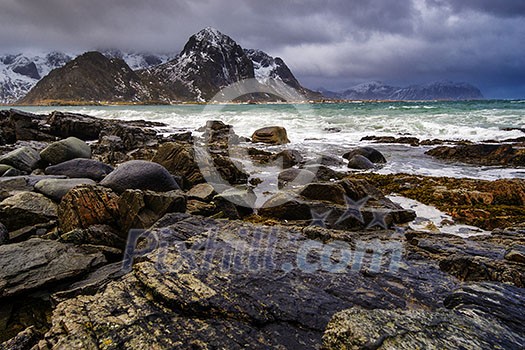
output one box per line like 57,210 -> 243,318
0,191 -> 57,231
0,146 -> 41,173
0,222 -> 7,245
40,137 -> 91,165
347,154 -> 375,169
44,158 -> 113,181
35,178 -> 96,201
0,238 -> 106,298
343,146 -> 386,164
101,160 -> 180,194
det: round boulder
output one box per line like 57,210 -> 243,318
45,158 -> 114,181
100,160 -> 180,194
347,154 -> 375,170
277,168 -> 316,189
251,126 -> 290,145
35,178 -> 96,202
0,146 -> 41,173
40,137 -> 91,165
343,147 -> 386,164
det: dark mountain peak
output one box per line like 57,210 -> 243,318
182,27 -> 239,55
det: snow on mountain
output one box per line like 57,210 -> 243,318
102,50 -> 173,71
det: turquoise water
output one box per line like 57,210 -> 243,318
12,100 -> 525,180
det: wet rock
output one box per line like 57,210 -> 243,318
0,238 -> 106,298
251,126 -> 290,144
316,154 -> 344,167
0,146 -> 41,173
58,185 -> 119,233
4,109 -> 55,142
426,143 -> 525,166
118,189 -> 186,233
343,146 -> 386,164
44,158 -> 114,181
302,164 -> 346,182
0,192 -> 57,231
101,160 -> 180,194
299,182 -> 346,205
100,123 -> 158,150
203,120 -> 239,148
35,178 -> 96,202
361,135 -> 420,146
0,222 -> 7,245
40,137 -> 91,165
152,142 -> 204,188
213,187 -> 256,219
277,168 -> 316,189
59,224 -> 126,248
46,111 -> 105,140
347,154 -> 375,169
187,183 -> 216,201
273,149 -> 303,168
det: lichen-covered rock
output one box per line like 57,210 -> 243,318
0,191 -> 57,231
100,160 -> 180,194
44,158 -> 114,181
40,137 -> 91,165
35,178 -> 96,201
251,126 -> 290,144
58,185 -> 119,233
0,326 -> 40,350
0,146 -> 41,173
0,238 -> 106,298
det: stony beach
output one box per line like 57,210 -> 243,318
0,108 -> 524,349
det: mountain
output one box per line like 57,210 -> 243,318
20,52 -> 152,104
320,81 -> 484,101
17,27 -> 319,104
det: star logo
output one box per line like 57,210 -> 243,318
310,208 -> 332,228
366,210 -> 390,230
336,195 -> 369,225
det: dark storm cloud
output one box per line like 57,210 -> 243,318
0,0 -> 523,98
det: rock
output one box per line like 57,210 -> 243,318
273,149 -> 303,168
186,199 -> 216,216
361,135 -> 420,146
152,142 -> 204,188
58,185 -> 119,233
101,160 -> 180,194
347,154 -> 375,169
118,190 -> 186,233
0,238 -> 106,298
323,298 -> 524,350
0,164 -> 13,176
277,168 -> 316,189
0,192 -> 57,231
426,144 -> 525,166
0,146 -> 41,173
251,126 -> 290,144
504,245 -> 525,264
0,326 -> 40,350
8,221 -> 56,243
1,167 -> 22,177
100,123 -> 158,150
343,146 -> 386,164
0,222 -> 7,245
259,192 -> 312,220
44,158 -> 114,181
0,175 -> 67,196
40,137 -> 91,165
303,164 -> 346,182
187,183 -> 216,201
3,109 -> 55,142
59,224 -> 126,248
46,111 -> 105,140
34,178 -> 96,202
316,154 -> 344,167
213,187 -> 256,218
299,182 -> 346,205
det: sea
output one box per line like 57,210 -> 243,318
16,99 -> 525,181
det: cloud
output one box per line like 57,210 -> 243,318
0,0 -> 523,97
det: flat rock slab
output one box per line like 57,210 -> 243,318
0,238 -> 106,298
0,191 -> 58,231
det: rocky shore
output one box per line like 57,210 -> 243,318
0,109 -> 524,349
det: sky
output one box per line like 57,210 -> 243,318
0,0 -> 524,98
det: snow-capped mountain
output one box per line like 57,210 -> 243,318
320,81 -> 483,101
19,27 -> 318,104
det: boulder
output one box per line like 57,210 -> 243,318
58,185 -> 120,233
347,154 -> 375,169
0,238 -> 106,298
40,137 -> 91,165
187,183 -> 216,201
0,192 -> 57,231
0,164 -> 13,176
273,149 -> 303,168
505,245 -> 525,264
46,111 -> 105,140
0,146 -> 41,173
44,158 -> 114,181
299,182 -> 346,205
259,192 -> 312,220
152,142 -> 204,188
101,160 -> 180,194
118,190 -> 187,233
59,224 -> 126,248
4,109 -> 55,142
251,126 -> 290,144
277,168 -> 316,189
213,187 -> 256,218
343,146 -> 386,164
34,178 -> 96,201
316,155 -> 344,167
